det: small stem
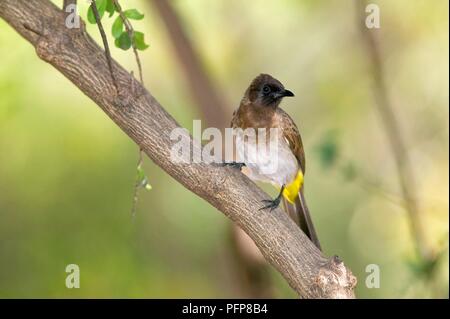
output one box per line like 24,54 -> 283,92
110,1 -> 146,218
113,0 -> 144,84
131,148 -> 144,219
90,0 -> 119,92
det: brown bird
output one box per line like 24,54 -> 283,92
226,74 -> 321,250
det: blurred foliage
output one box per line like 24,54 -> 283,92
315,130 -> 339,169
137,165 -> 152,191
0,0 -> 448,298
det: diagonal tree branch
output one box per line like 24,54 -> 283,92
0,0 -> 356,298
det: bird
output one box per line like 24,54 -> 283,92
226,73 -> 321,250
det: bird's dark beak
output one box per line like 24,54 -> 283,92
282,89 -> 295,97
272,89 -> 295,101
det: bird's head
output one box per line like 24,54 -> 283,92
245,73 -> 294,108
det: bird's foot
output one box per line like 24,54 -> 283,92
222,162 -> 246,171
259,197 -> 282,211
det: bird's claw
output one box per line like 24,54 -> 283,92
259,198 -> 281,211
222,162 -> 245,171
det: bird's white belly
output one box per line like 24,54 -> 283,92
235,131 -> 298,187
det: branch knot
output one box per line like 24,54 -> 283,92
313,255 -> 357,299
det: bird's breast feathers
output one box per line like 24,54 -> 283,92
235,129 -> 299,188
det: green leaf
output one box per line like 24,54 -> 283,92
111,16 -> 124,39
136,166 -> 152,190
139,176 -> 148,187
87,7 -> 96,24
124,9 -> 144,20
106,0 -> 115,17
97,0 -> 107,17
87,0 -> 108,24
406,246 -> 447,279
140,176 -> 152,190
137,165 -> 146,181
316,133 -> 339,169
133,31 -> 149,50
406,257 -> 437,278
115,32 -> 132,50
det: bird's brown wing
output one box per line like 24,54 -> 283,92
278,109 -> 306,173
230,109 -> 239,128
277,109 -> 321,250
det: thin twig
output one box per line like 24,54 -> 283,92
131,147 -> 144,220
111,1 -> 146,216
90,0 -> 118,92
91,0 -> 146,218
113,0 -> 144,84
355,0 -> 431,261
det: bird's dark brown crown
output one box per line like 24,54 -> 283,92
243,74 -> 293,108
246,74 -> 284,101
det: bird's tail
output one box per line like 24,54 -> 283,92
283,189 -> 321,251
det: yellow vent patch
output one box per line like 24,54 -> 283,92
282,170 -> 304,204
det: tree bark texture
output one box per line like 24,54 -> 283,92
0,0 -> 356,298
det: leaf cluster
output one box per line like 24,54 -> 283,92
87,0 -> 149,51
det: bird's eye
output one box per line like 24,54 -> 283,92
262,85 -> 271,94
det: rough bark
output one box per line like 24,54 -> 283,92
63,0 -> 76,9
0,0 -> 357,298
149,0 -> 274,298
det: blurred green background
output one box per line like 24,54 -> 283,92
0,0 -> 448,298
